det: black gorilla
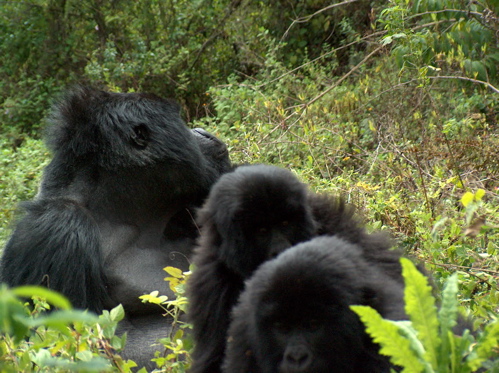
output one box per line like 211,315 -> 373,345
187,164 -> 405,373
0,86 -> 231,367
187,165 -> 317,373
223,236 -> 406,373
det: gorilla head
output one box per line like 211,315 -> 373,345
224,236 -> 406,373
187,164 -> 317,373
198,164 -> 316,277
41,86 -> 229,200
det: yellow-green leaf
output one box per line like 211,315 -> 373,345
164,266 -> 183,278
474,189 -> 485,201
401,258 -> 440,368
352,305 -> 424,373
461,192 -> 474,207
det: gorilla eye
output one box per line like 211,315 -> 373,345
281,221 -> 289,226
258,227 -> 268,234
131,124 -> 150,149
273,321 -> 287,332
306,319 -> 321,331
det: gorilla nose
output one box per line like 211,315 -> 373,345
284,345 -> 312,370
269,234 -> 292,258
192,128 -> 228,157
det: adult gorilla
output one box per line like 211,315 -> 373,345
223,236 -> 407,373
0,86 -> 231,367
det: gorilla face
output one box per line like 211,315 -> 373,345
224,236 -> 406,373
253,276 -> 371,373
201,164 -> 316,278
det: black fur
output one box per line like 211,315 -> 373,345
223,236 -> 406,373
0,86 -> 231,368
308,193 -> 404,281
187,165 -> 317,373
187,165 -> 407,373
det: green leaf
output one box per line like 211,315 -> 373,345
110,304 -> 125,322
401,258 -> 440,368
352,305 -> 425,373
438,274 -> 459,333
382,36 -> 394,45
467,320 -> 499,370
76,350 -> 93,362
12,285 -> 72,310
139,291 -> 168,305
25,310 -> 98,336
437,274 -> 459,371
0,286 -> 30,340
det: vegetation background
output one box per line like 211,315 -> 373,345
0,0 -> 498,371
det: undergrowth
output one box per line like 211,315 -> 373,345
0,0 -> 498,370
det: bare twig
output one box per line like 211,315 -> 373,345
258,30 -> 386,89
428,261 -> 499,279
407,9 -> 482,20
428,76 -> 499,94
303,45 -> 385,108
258,44 -> 385,145
282,0 -> 359,41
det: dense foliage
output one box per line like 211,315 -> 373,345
0,0 -> 498,371
354,259 -> 499,373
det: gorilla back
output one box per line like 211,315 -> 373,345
0,86 -> 231,365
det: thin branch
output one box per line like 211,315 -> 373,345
258,30 -> 387,89
407,9 -> 482,20
428,261 -> 499,277
259,44 -> 384,144
303,45 -> 385,108
282,0 -> 359,40
428,76 -> 499,94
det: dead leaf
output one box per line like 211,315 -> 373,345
464,215 -> 487,237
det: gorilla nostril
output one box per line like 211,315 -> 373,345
268,246 -> 281,259
284,345 -> 312,368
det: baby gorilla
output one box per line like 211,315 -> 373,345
187,165 -> 317,373
223,236 -> 406,373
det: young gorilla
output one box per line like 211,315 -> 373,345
223,236 -> 407,373
0,86 -> 231,368
187,165 -> 317,373
308,193 -> 404,282
187,164 -> 406,373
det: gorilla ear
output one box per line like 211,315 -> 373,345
360,284 -> 395,314
46,86 -> 106,155
196,204 -> 224,248
131,124 -> 150,149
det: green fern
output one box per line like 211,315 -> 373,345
351,306 -> 425,373
352,258 -> 499,372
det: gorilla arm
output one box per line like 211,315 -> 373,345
0,198 -> 108,312
188,250 -> 246,373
